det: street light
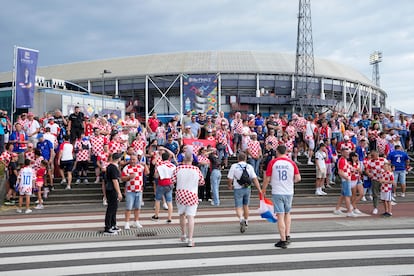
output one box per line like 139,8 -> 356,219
101,69 -> 112,111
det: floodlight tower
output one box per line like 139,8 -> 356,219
370,51 -> 382,86
293,0 -> 315,101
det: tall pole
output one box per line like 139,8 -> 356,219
101,69 -> 111,113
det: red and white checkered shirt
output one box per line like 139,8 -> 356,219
25,151 -> 35,165
215,129 -> 228,145
231,119 -> 244,135
151,152 -> 163,167
376,138 -> 388,156
282,139 -> 294,153
75,140 -> 91,162
90,135 -> 108,156
286,125 -> 297,139
366,157 -> 386,181
122,164 -> 145,192
381,171 -> 394,192
368,129 -> 379,140
109,140 -> 122,153
350,161 -> 360,181
265,135 -> 279,150
294,117 -> 307,133
32,156 -> 44,171
338,157 -> 351,180
172,164 -> 205,206
97,152 -> 110,170
97,122 -> 111,135
131,139 -> 147,154
197,155 -> 210,166
248,140 -> 261,159
0,151 -> 11,166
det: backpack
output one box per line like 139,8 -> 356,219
237,164 -> 252,188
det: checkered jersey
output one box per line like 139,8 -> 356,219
122,164 -> 145,192
25,151 -> 35,164
366,157 -> 386,181
248,140 -> 261,159
32,156 -> 44,171
376,138 -> 388,155
197,155 -> 210,165
265,135 -> 279,150
151,152 -> 162,167
131,139 -> 147,154
215,129 -> 228,145
231,119 -> 244,135
75,140 -> 91,161
109,140 -> 122,153
286,125 -> 297,139
350,161 -> 360,181
172,164 -> 205,206
90,135 -> 108,156
118,134 -> 129,152
338,157 -> 351,180
0,151 -> 11,166
97,122 -> 111,135
282,139 -> 294,152
97,152 -> 110,170
294,117 -> 307,133
381,171 -> 394,192
368,129 -> 379,140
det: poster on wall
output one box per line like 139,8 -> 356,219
183,74 -> 217,115
14,46 -> 39,108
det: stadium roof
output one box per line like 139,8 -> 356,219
0,51 -> 378,88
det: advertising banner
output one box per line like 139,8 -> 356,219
183,74 -> 217,115
15,47 -> 39,108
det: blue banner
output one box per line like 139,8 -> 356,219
15,47 -> 39,108
183,74 -> 217,115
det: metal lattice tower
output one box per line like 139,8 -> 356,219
294,0 -> 315,100
370,51 -> 382,87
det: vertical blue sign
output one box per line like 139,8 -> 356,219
15,47 -> 39,108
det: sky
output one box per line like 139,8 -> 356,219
1,0 -> 413,112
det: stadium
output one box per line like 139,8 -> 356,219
0,50 -> 387,120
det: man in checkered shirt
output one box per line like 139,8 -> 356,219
121,154 -> 149,230
171,151 -> 205,247
90,128 -> 108,184
365,150 -> 387,215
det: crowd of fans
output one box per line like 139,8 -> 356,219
0,106 -> 412,216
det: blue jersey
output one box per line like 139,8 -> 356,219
37,140 -> 54,161
387,150 -> 408,171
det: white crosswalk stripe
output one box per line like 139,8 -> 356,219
0,206 -> 369,233
0,229 -> 413,275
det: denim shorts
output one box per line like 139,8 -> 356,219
233,187 -> 251,208
155,185 -> 173,202
394,171 -> 406,185
341,179 -> 352,197
125,191 -> 142,210
272,194 -> 293,214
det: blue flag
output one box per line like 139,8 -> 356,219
15,47 -> 39,108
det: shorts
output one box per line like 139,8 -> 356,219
76,160 -> 89,172
380,191 -> 392,201
306,139 -> 315,150
341,179 -> 352,197
296,132 -> 304,143
394,171 -> 406,185
17,152 -> 25,165
176,202 -> 198,217
233,187 -> 251,208
36,181 -> 44,188
125,191 -> 142,210
272,194 -> 293,214
233,133 -> 242,145
350,180 -> 358,188
60,160 -> 74,172
19,185 -> 32,196
316,169 -> 327,179
91,155 -> 98,167
155,185 -> 173,202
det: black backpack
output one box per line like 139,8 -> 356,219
237,164 -> 252,188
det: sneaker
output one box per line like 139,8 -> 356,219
391,196 -> 396,201
94,178 -> 100,184
329,181 -> 336,185
382,212 -> 392,218
65,185 -> 71,190
347,212 -> 357,217
134,221 -> 143,228
372,208 -> 378,215
198,199 -> 203,202
50,186 -> 55,191
124,223 -> 130,230
325,184 -> 333,189
162,203 -> 168,210
361,196 -> 367,201
307,161 -> 314,165
208,198 -> 212,202
103,198 -> 108,206
151,215 -> 159,222
34,204 -> 44,210
16,209 -> 22,213
320,190 -> 327,195
75,179 -> 81,184
286,236 -> 291,244
35,200 -> 40,204
84,179 -> 89,184
391,201 -> 397,206
111,226 -> 121,232
353,209 -> 362,215
401,193 -> 406,198
166,219 -> 172,224
367,195 -> 373,201
274,240 -> 287,249
103,229 -> 118,235
180,235 -> 187,243
333,209 -> 343,215
315,190 -> 323,196
60,179 -> 67,184
240,220 -> 247,233
25,209 -> 32,214
187,239 -> 195,247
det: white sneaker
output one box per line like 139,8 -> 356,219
391,196 -> 396,201
60,179 -> 67,184
84,179 -> 89,184
65,185 -> 71,190
94,178 -> 100,184
367,195 -> 373,201
391,201 -> 397,206
372,208 -> 378,215
315,190 -> 323,196
163,203 -> 168,210
35,200 -> 40,204
124,223 -> 130,230
333,209 -> 343,215
75,179 -> 81,184
25,209 -> 32,214
347,212 -> 357,217
16,209 -> 22,213
134,221 -> 143,228
361,196 -> 367,201
103,198 -> 108,206
401,193 -> 406,198
307,161 -> 314,165
35,204 -> 44,210
353,208 -> 362,215
320,190 -> 327,195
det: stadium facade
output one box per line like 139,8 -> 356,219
0,51 -> 387,120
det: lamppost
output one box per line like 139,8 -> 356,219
101,69 -> 112,112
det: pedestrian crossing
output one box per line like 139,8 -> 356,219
0,206 -> 370,233
0,229 -> 413,275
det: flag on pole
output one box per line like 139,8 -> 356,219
14,46 -> 39,108
257,193 -> 277,223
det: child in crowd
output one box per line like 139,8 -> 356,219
156,121 -> 166,146
380,162 -> 395,217
35,160 -> 48,209
315,143 -> 327,195
16,159 -> 35,214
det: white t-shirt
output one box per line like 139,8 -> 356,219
315,150 -> 326,170
266,157 -> 300,195
25,119 -> 40,136
227,161 -> 256,189
59,142 -> 74,161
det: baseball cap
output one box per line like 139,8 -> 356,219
343,135 -> 350,140
37,133 -> 44,139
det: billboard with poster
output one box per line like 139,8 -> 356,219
183,74 -> 217,115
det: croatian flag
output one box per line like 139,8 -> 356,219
258,194 -> 277,223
